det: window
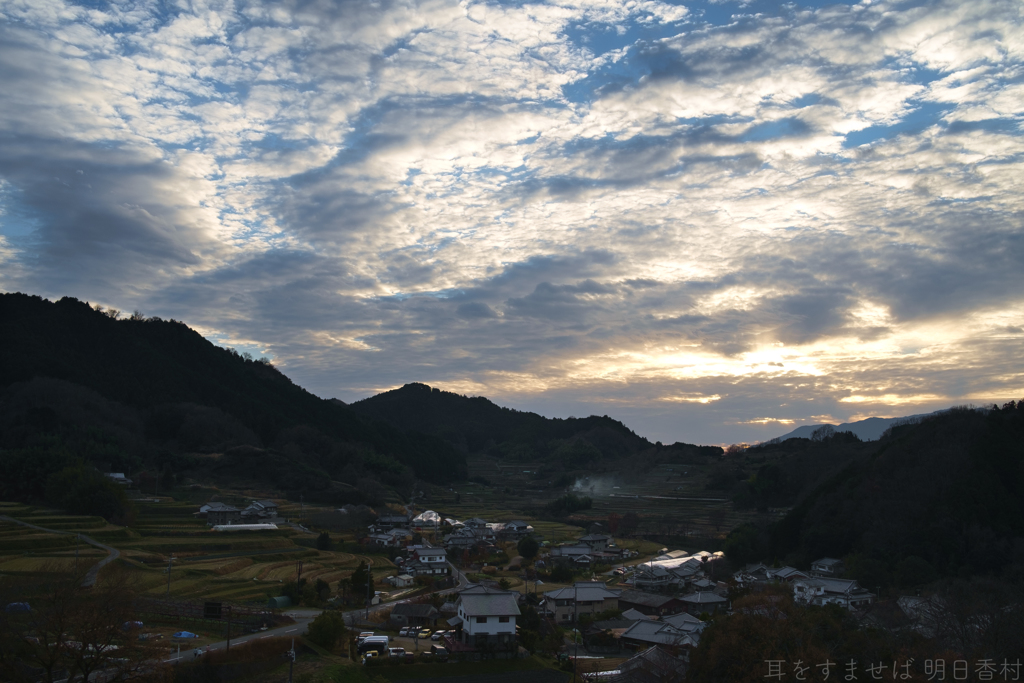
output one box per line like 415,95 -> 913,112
561,613 -> 569,621
476,616 -> 487,624
499,616 -> 509,623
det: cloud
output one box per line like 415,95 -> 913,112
1,0 -> 1022,443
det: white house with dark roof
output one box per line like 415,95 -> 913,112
450,584 -> 520,650
407,546 -> 448,576
793,577 -> 874,609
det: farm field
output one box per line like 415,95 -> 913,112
0,496 -> 396,606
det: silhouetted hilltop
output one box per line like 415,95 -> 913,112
0,293 -> 466,509
350,382 -> 718,467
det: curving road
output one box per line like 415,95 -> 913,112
0,515 -> 120,587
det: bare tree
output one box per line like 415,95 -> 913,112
0,562 -> 168,682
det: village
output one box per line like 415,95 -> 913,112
190,498 -> 888,680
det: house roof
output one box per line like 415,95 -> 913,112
768,566 -> 808,580
206,503 -> 240,512
620,620 -> 695,647
579,533 -> 611,541
797,577 -> 865,595
458,585 -> 521,617
550,545 -> 593,557
813,557 -> 843,567
619,590 -> 677,609
680,591 -> 727,604
544,583 -> 621,602
662,612 -> 705,631
392,603 -> 439,618
620,645 -> 689,679
620,608 -> 655,622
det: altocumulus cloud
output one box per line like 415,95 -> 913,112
0,0 -> 1022,444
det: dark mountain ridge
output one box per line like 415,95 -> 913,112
0,292 -> 465,508
349,383 -> 722,477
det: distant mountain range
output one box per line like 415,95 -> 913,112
771,412 -> 940,442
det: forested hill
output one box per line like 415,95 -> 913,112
0,293 -> 465,507
727,402 -> 1024,586
350,382 -> 717,468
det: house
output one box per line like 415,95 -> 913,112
579,533 -> 612,551
549,545 -> 595,568
390,603 -> 440,628
376,514 -> 410,530
733,563 -> 771,587
632,564 -> 674,590
768,566 -> 809,582
542,582 -> 621,624
679,591 -> 728,615
205,503 -> 241,526
499,520 -> 532,539
811,558 -> 845,577
386,574 -> 415,588
618,590 -> 686,617
690,578 -> 716,592
619,620 -> 699,650
104,473 -> 132,486
582,645 -> 689,683
444,527 -> 478,550
449,585 -> 520,651
407,546 -> 449,576
463,518 -> 488,530
793,577 -> 874,609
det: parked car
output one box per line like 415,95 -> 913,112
398,627 -> 410,637
388,647 -> 406,657
356,632 -> 375,644
430,644 -> 449,661
418,629 -> 432,639
430,630 -> 446,641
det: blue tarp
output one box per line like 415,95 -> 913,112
5,603 -> 30,613
173,631 -> 199,639
122,621 -> 144,631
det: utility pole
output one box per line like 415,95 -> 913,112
166,553 -> 173,595
296,561 -> 304,591
225,606 -> 232,652
75,534 -> 80,571
365,566 -> 371,620
288,638 -> 295,683
572,581 -> 578,683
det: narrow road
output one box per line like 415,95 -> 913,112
0,515 -> 119,587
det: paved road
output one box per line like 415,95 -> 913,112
0,515 -> 119,587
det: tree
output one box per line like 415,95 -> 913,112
347,561 -> 374,601
45,463 -> 133,523
517,536 -> 539,561
306,610 -> 347,652
315,531 -> 332,551
0,563 -> 166,682
498,578 -> 511,590
550,564 -> 574,583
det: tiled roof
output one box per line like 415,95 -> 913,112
458,585 -> 521,617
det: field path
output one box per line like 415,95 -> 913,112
0,515 -> 120,587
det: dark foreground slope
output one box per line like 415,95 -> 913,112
0,293 -> 465,508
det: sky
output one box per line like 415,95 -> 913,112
0,0 -> 1022,446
